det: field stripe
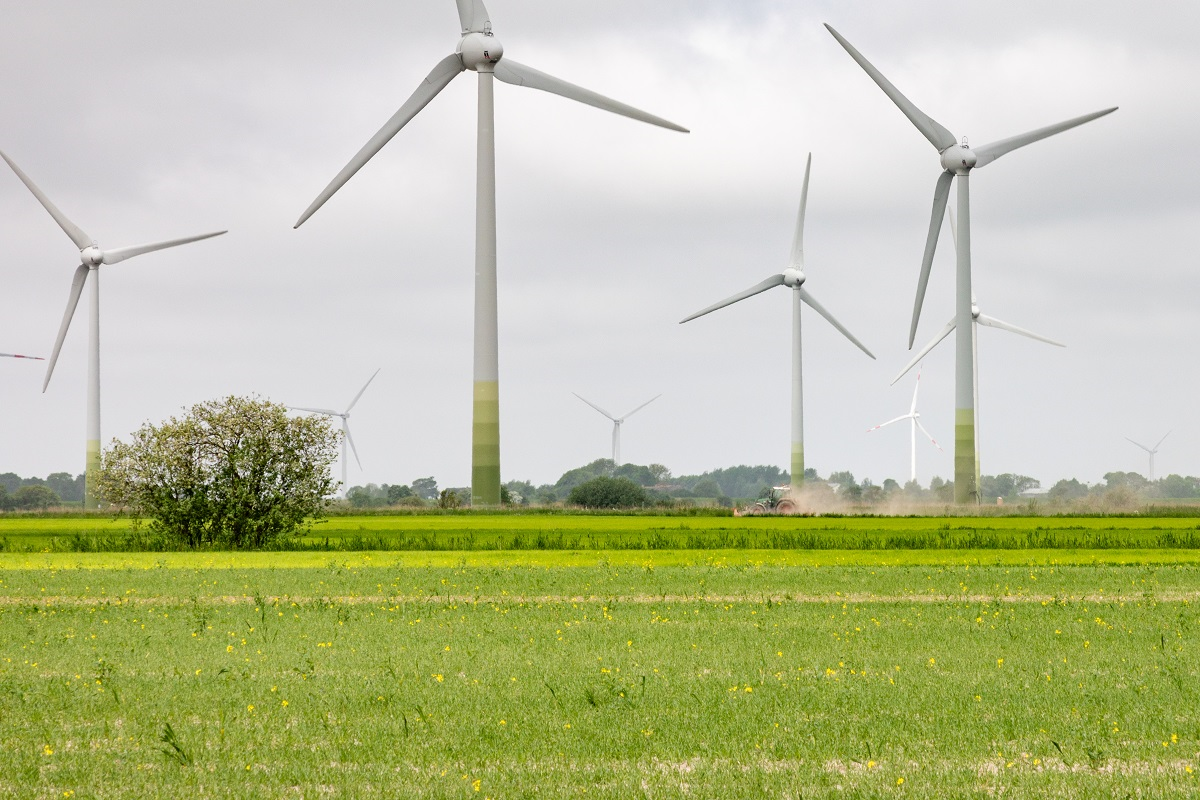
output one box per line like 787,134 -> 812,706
3,590 -> 1199,606
5,548 -> 1200,570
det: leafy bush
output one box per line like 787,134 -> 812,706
97,396 -> 339,549
12,485 -> 61,510
567,477 -> 647,509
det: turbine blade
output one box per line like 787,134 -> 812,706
868,415 -> 910,432
1125,437 -> 1152,454
974,107 -> 1118,168
345,368 -> 381,413
797,287 -> 875,359
910,170 -> 954,348
788,153 -> 812,268
619,394 -> 661,421
679,274 -> 786,323
493,59 -> 688,132
0,150 -> 92,250
823,25 -> 957,151
42,264 -> 90,392
573,393 -> 615,421
915,419 -> 943,451
289,406 -> 339,416
975,314 -> 1065,347
0,352 -> 44,360
101,231 -> 226,265
892,317 -> 955,385
294,54 -> 465,228
910,369 -> 921,415
343,420 -> 362,470
947,204 -> 957,251
455,0 -> 491,33
1154,431 -> 1171,451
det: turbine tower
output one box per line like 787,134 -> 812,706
680,153 -> 875,492
868,368 -> 941,484
826,24 -> 1115,503
573,393 -> 660,466
289,369 -> 381,494
891,207 -> 1065,496
1126,432 -> 1169,482
294,1 -> 686,505
1,151 -> 226,509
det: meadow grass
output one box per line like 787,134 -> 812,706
5,513 -> 1200,553
4,558 -> 1200,797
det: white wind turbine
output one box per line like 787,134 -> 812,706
868,368 -> 941,484
573,393 -> 660,467
289,369 -> 381,495
891,206 -> 1066,494
1,151 -> 226,509
826,24 -> 1115,503
1126,432 -> 1170,482
680,153 -> 875,492
294,0 -> 686,505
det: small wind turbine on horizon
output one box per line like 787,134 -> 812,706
1126,432 -> 1170,482
680,153 -> 875,492
826,23 -> 1115,503
868,368 -> 941,484
0,150 -> 226,509
289,369 -> 381,495
294,0 -> 686,505
573,392 -> 660,467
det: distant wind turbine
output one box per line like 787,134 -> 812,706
680,153 -> 875,492
289,369 -> 381,494
826,23 -> 1115,503
573,393 -> 660,466
891,207 -> 1065,496
294,0 -> 686,505
0,151 -> 226,509
1126,432 -> 1170,481
868,368 -> 941,483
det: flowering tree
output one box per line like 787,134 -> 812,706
97,396 -> 339,548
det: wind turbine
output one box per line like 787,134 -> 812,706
891,207 -> 1065,496
1126,432 -> 1170,482
868,368 -> 941,484
289,369 -> 381,495
1,151 -> 226,509
573,393 -> 660,467
680,153 -> 875,492
825,24 -> 1115,503
294,1 -> 686,505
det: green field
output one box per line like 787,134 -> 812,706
4,546 -> 1200,797
5,512 -> 1200,553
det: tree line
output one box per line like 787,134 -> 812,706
0,472 -> 85,510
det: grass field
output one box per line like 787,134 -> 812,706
5,512 -> 1200,553
4,549 -> 1200,797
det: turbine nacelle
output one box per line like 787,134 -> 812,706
457,32 -> 503,71
782,268 -> 806,288
939,143 -> 977,173
80,246 -> 104,267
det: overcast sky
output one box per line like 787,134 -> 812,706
0,1 -> 1196,491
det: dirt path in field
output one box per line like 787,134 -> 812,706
2,590 -> 1197,607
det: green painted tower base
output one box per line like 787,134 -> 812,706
953,408 -> 977,504
471,381 -> 501,506
84,439 -> 101,510
790,443 -> 804,494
